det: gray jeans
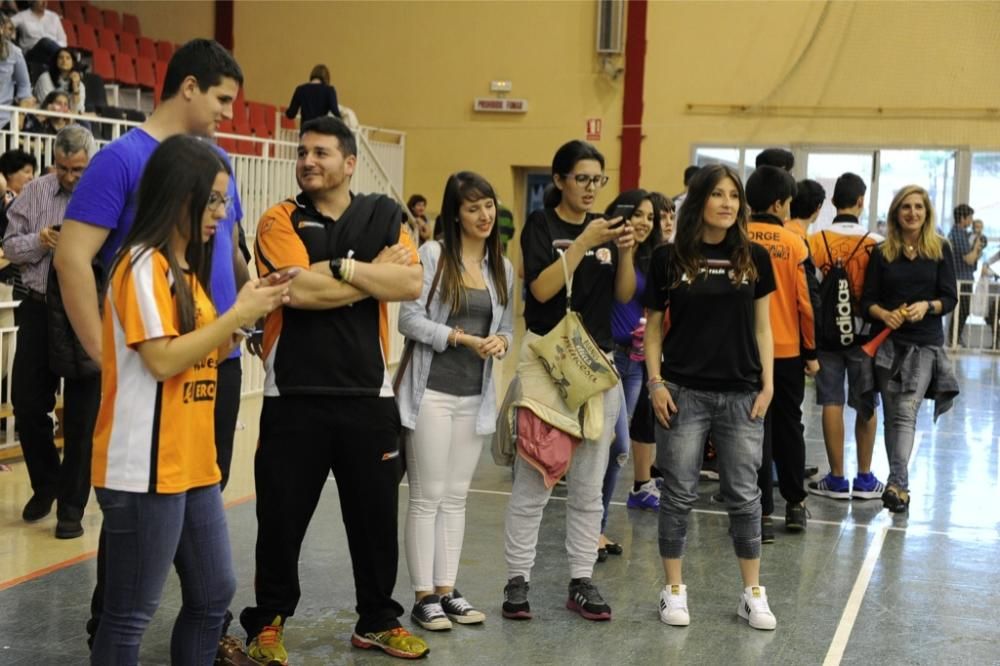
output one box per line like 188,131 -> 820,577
656,384 -> 764,560
504,386 -> 620,581
876,347 -> 935,491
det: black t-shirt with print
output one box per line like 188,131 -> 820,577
641,240 -> 776,392
522,208 -> 619,351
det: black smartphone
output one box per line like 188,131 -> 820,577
609,204 -> 634,228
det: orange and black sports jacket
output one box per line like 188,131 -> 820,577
748,213 -> 817,360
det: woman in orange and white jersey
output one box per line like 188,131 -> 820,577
90,135 -> 291,666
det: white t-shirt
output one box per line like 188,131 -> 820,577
12,8 -> 66,51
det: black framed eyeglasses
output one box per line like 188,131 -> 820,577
569,173 -> 609,188
207,192 -> 232,212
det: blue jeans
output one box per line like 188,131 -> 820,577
92,485 -> 236,666
656,383 -> 764,560
600,350 -> 644,532
876,347 -> 935,491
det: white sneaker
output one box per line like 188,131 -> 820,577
737,586 -> 776,630
658,584 -> 690,626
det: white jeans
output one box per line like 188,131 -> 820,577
404,389 -> 486,591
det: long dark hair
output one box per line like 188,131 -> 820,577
604,189 -> 661,273
108,136 -> 230,334
543,140 -> 605,208
673,164 -> 757,287
47,48 -> 75,85
436,171 -> 509,313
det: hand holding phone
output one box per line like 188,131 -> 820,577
609,204 -> 635,228
264,267 -> 301,285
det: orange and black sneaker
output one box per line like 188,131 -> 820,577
246,616 -> 288,665
351,626 -> 429,659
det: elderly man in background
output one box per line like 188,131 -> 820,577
2,124 -> 93,539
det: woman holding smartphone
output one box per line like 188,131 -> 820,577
599,189 -> 662,559
397,171 -> 514,630
642,165 -> 778,630
502,140 -> 634,622
89,136 -> 290,664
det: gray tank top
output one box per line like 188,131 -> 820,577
426,288 -> 492,397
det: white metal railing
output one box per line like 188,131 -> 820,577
0,105 -> 410,404
951,278 -> 1000,352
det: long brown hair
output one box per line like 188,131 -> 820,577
671,164 -> 757,287
436,171 -> 509,313
882,185 -> 943,263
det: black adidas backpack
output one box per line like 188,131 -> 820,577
817,231 -> 869,350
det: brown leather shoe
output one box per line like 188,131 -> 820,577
215,635 -> 260,666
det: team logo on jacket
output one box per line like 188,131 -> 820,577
595,248 -> 613,265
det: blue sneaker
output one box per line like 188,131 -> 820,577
807,473 -> 850,500
627,480 -> 660,510
852,472 -> 886,500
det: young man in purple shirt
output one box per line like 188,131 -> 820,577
52,38 -> 249,653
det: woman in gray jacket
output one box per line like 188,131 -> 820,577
396,171 -> 514,631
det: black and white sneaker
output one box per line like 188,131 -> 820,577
441,590 -> 485,624
502,576 -> 532,620
411,594 -> 452,631
566,578 -> 611,621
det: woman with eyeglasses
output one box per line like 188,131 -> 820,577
502,139 -> 635,623
89,136 -> 290,664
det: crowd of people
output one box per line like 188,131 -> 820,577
0,32 -> 975,666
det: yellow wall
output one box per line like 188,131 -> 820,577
104,1 -> 1000,212
643,0 -> 1000,193
91,1 -> 214,46
233,0 -> 625,213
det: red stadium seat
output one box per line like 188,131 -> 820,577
90,48 -> 113,81
101,9 -> 120,33
82,4 -> 102,28
138,36 -> 156,60
135,57 -> 155,90
248,102 -> 277,136
122,13 -> 141,36
119,33 -> 138,57
155,40 -> 173,61
113,53 -> 138,87
279,106 -> 296,130
63,2 -> 85,25
97,27 -> 116,53
61,19 -> 77,48
75,24 -> 98,54
153,60 -> 167,104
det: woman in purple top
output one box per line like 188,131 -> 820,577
598,189 -> 661,559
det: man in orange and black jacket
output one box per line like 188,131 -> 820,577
747,166 -> 819,540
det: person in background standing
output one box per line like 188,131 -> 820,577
948,203 -> 980,346
3,125 -> 92,539
861,186 -> 958,513
285,64 -> 342,126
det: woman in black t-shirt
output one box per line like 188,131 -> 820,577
860,185 -> 958,514
502,140 -> 635,623
641,164 -> 778,631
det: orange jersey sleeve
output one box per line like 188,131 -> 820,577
254,203 -> 310,278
